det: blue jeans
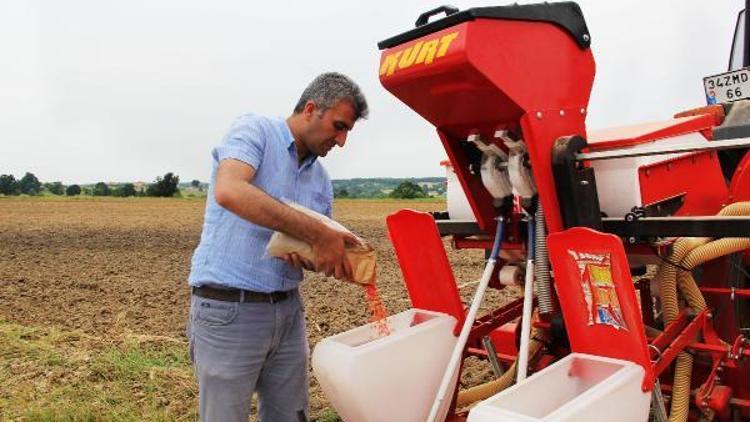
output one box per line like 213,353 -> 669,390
187,290 -> 309,422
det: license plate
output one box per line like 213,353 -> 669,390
703,68 -> 750,104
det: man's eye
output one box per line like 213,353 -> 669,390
334,123 -> 347,131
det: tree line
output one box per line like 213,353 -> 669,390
333,177 -> 445,199
0,172 -> 183,197
0,173 -> 442,200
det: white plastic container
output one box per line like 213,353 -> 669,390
467,353 -> 650,422
588,131 -> 709,217
442,160 -> 476,221
312,308 -> 458,422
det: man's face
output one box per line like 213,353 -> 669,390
301,100 -> 356,158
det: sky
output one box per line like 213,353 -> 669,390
0,0 -> 743,184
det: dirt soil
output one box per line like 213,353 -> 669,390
0,198 -> 516,417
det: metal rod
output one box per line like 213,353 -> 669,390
730,398 -> 750,408
517,217 -> 536,383
427,218 -> 505,422
653,311 -> 708,377
468,297 -> 525,342
603,215 -> 750,238
481,336 -> 506,378
466,347 -> 517,364
699,287 -> 750,297
576,137 -> 750,161
688,342 -> 750,358
650,309 -> 690,354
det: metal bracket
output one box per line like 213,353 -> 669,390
603,216 -> 750,242
551,135 -> 603,229
481,336 -> 506,378
638,193 -> 687,218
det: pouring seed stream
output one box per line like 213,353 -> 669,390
364,282 -> 391,337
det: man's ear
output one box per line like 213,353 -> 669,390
302,101 -> 317,121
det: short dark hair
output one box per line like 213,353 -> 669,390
293,72 -> 368,120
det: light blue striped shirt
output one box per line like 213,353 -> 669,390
188,113 -> 333,292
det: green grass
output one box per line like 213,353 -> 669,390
315,408 -> 343,422
0,319 -> 197,421
0,319 -> 347,420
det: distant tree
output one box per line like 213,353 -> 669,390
45,181 -> 65,195
93,182 -> 111,196
348,186 -> 363,198
19,172 -> 42,195
389,180 -> 427,199
334,188 -> 349,198
66,184 -> 82,196
0,174 -> 20,195
117,183 -> 136,197
147,172 -> 180,197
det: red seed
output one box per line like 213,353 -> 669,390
364,283 -> 391,337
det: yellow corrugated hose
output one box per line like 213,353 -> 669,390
655,201 -> 750,422
456,202 -> 750,417
654,237 -> 707,422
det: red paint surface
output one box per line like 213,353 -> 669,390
380,18 -> 595,234
547,227 -> 653,391
386,209 -> 465,334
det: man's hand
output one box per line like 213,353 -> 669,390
281,253 -> 315,271
311,225 -> 361,281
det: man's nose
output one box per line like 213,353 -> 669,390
335,132 -> 347,147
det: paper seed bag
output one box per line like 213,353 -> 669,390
265,203 -> 376,285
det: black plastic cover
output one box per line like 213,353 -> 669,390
377,2 -> 591,50
551,135 -> 602,230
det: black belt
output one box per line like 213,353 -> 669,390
192,285 -> 292,304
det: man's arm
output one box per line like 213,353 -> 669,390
213,158 -> 356,280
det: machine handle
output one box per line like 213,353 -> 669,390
415,5 -> 459,27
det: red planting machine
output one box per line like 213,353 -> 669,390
378,2 -> 750,421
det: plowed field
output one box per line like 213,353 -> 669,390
0,198 -> 514,420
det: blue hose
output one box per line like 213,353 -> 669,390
490,217 -> 506,261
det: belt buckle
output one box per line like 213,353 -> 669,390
269,292 -> 278,304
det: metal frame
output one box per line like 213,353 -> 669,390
603,216 -> 750,240
379,3 -> 750,420
577,137 -> 750,161
650,310 -> 708,377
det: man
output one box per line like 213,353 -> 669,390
187,72 -> 368,422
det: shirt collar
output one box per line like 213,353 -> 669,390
280,117 -> 295,148
281,118 -> 318,169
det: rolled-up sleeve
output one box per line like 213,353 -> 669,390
212,115 -> 266,170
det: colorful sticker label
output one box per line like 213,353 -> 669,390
567,250 -> 628,331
